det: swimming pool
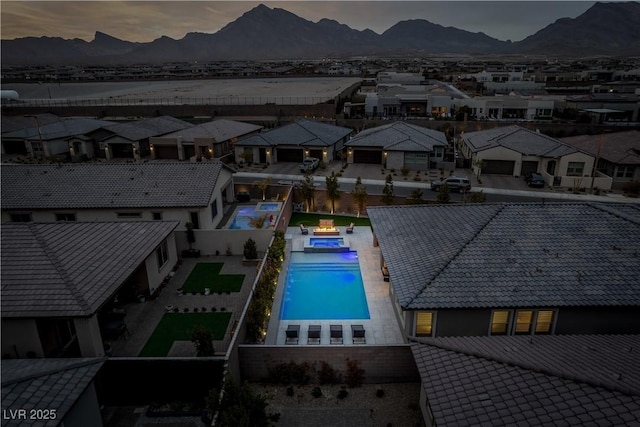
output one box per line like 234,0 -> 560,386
228,205 -> 279,229
280,252 -> 370,320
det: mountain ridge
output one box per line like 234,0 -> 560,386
2,2 -> 639,65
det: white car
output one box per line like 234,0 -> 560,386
299,157 -> 320,173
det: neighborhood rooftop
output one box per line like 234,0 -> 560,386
367,203 -> 640,310
101,115 -> 193,141
562,130 -> 640,165
236,119 -> 352,147
158,119 -> 262,141
1,162 -> 228,210
462,125 -> 579,157
1,221 -> 179,317
411,335 -> 640,426
345,121 -> 447,151
2,117 -> 115,141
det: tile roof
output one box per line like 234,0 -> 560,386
367,203 -> 640,310
1,117 -> 115,141
1,162 -> 227,210
236,119 -> 352,147
156,119 -> 262,142
1,221 -> 179,317
2,358 -> 104,426
1,113 -> 61,134
462,125 -> 579,157
102,116 -> 193,141
411,335 -> 640,427
345,121 -> 447,152
562,131 -> 640,165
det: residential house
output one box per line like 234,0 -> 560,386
565,93 -> 640,123
149,119 -> 262,161
367,203 -> 640,339
345,121 -> 447,170
562,130 -> 640,190
1,358 -> 105,427
1,221 -> 179,358
411,335 -> 640,426
1,162 -> 235,230
364,83 -> 458,119
453,95 -> 555,120
97,116 -> 193,160
1,115 -> 115,160
459,125 -> 607,189
234,119 -> 353,165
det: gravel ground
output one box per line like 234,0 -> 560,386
249,383 -> 425,427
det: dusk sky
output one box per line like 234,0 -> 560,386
1,1 -> 596,43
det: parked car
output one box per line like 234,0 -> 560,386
525,172 -> 545,188
431,176 -> 472,193
299,157 -> 320,173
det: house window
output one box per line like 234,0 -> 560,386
152,212 -> 162,221
211,199 -> 218,221
55,213 -> 76,221
190,212 -> 200,229
490,310 -> 510,335
615,166 -> 634,178
156,240 -> 169,269
10,213 -> 32,222
566,162 -> 585,176
514,310 -> 533,334
433,147 -> 444,158
405,152 -> 429,165
117,212 -> 142,219
415,312 -> 434,336
535,310 -> 555,334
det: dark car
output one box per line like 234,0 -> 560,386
525,172 -> 545,188
235,191 -> 251,202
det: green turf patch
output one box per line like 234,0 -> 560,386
181,263 -> 244,293
289,213 -> 371,227
139,312 -> 232,357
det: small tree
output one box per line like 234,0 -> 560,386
382,174 -> 394,205
243,238 -> 258,260
253,176 -> 271,201
186,222 -> 196,250
437,183 -> 450,203
248,213 -> 268,229
468,190 -> 487,203
299,174 -> 316,212
325,171 -> 340,214
407,188 -> 424,204
351,176 -> 368,217
191,324 -> 215,357
473,158 -> 487,177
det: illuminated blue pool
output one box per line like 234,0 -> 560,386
309,238 -> 344,247
228,204 -> 280,229
280,252 -> 370,320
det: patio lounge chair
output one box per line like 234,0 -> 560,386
351,324 -> 366,344
346,222 -> 355,234
330,324 -> 343,344
299,224 -> 309,235
308,325 -> 321,344
286,324 -> 300,344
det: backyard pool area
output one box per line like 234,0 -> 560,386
280,252 -> 370,320
228,202 -> 282,229
304,236 -> 350,252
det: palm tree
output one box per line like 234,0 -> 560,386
253,177 -> 271,201
325,171 -> 340,214
299,174 -> 316,212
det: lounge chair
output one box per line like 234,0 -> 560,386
346,222 -> 355,234
285,324 -> 300,344
351,324 -> 366,344
330,324 -> 343,344
299,224 -> 309,235
308,325 -> 321,344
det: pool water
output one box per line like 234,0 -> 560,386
229,206 -> 278,230
309,237 -> 344,247
280,252 -> 370,320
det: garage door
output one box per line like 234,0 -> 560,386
354,149 -> 382,164
277,148 -> 304,162
521,161 -> 539,176
154,145 -> 179,159
483,160 -> 515,175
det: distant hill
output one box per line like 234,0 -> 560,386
2,2 -> 639,66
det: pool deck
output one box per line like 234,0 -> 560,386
265,225 -> 406,346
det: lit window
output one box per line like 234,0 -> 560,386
416,312 -> 434,336
515,310 -> 533,334
535,310 -> 554,334
491,310 -> 510,335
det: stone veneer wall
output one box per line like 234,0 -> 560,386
238,344 -> 419,383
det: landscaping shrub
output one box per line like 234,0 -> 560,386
267,361 -> 313,385
318,361 -> 342,385
345,359 -> 365,388
312,387 -> 322,398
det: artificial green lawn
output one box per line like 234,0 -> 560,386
139,312 -> 232,357
289,213 -> 371,227
181,263 -> 245,293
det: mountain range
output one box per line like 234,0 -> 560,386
2,2 -> 640,66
